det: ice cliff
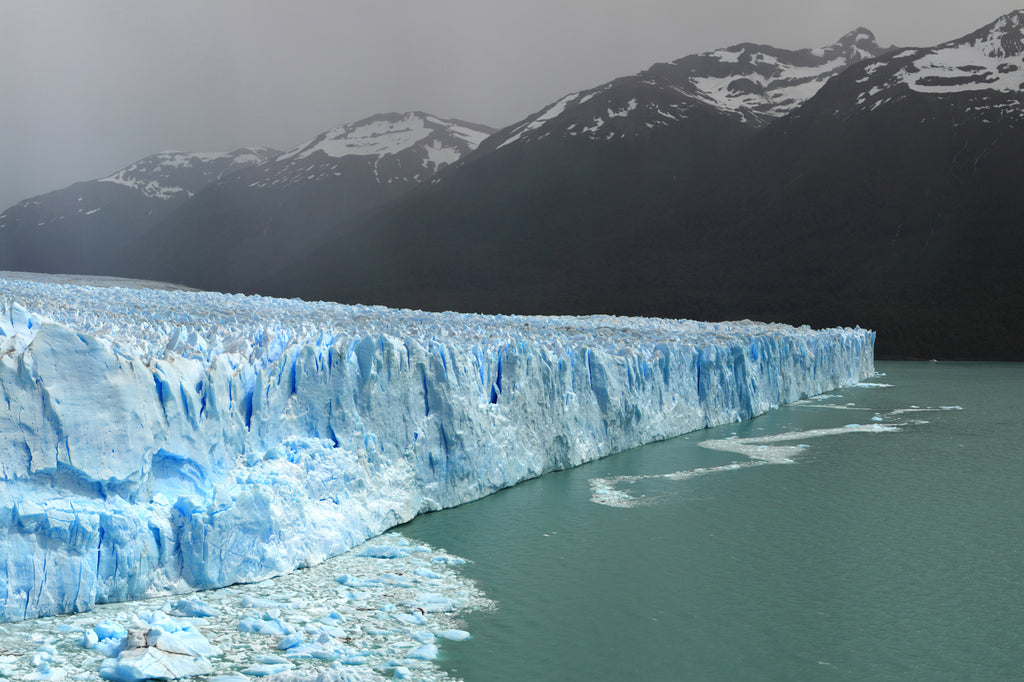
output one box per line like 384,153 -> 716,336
0,277 -> 874,621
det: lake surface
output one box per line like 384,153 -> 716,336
400,361 -> 1024,680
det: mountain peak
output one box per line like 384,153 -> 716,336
93,148 -> 277,201
836,27 -> 877,47
248,112 -> 495,189
275,112 -> 493,165
956,9 -> 1024,57
798,10 -> 1024,122
483,31 -> 889,151
812,27 -> 886,64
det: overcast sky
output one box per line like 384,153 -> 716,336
2,0 -> 1021,211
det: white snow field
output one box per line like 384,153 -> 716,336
0,276 -> 875,623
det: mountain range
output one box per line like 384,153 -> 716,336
3,10 -> 1023,360
125,112 -> 494,293
0,148 -> 278,276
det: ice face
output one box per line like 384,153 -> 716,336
0,276 -> 875,621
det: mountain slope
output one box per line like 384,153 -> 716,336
470,27 -> 888,154
263,31 -> 890,319
0,148 -> 277,276
124,112 -> 494,291
698,9 -> 1024,358
269,12 -> 1024,359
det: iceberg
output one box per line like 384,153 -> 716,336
0,277 -> 874,621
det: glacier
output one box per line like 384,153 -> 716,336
0,276 -> 874,622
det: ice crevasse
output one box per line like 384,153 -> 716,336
0,278 -> 875,621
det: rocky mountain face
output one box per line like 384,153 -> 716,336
255,111 -> 492,187
0,149 -> 277,276
472,27 -> 888,153
268,11 -> 1024,359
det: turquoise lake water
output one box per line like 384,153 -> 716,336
401,361 -> 1024,680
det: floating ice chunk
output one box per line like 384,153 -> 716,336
239,596 -> 297,610
99,646 -> 214,681
168,598 -> 219,618
392,612 -> 428,626
246,672 -> 373,682
146,626 -> 221,658
276,633 -> 305,650
357,546 -> 409,559
404,643 -> 438,660
239,661 -> 294,676
405,594 -> 456,613
25,662 -> 67,681
238,617 -> 292,637
281,643 -> 340,661
93,622 -> 128,642
318,611 -> 347,626
95,639 -> 126,659
413,567 -> 442,580
436,629 -> 471,641
336,575 -> 379,588
412,631 -> 435,644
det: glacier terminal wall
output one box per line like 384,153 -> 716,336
0,278 -> 874,621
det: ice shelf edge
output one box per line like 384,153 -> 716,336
0,280 -> 874,621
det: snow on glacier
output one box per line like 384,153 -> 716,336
0,276 -> 875,622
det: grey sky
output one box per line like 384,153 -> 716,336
2,0 -> 1021,211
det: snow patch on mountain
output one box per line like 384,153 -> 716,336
0,148 -> 277,231
825,10 -> 1024,119
905,45 -> 1024,94
901,12 -> 1024,96
608,99 -> 639,118
486,28 -> 889,149
277,115 -> 433,161
689,52 -> 847,119
251,112 -> 494,188
498,93 -> 583,148
98,148 -> 277,200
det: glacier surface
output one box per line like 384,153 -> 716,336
0,277 -> 874,621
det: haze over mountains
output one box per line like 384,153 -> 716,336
2,11 -> 1023,359
129,112 -> 495,293
0,148 -> 278,277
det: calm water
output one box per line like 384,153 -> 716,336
401,361 -> 1024,680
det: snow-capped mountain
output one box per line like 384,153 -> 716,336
249,112 -> 493,188
0,147 -> 277,276
479,28 -> 889,151
0,113 -> 492,288
802,10 -> 1024,121
120,112 -> 495,292
272,12 -> 1024,361
0,148 -> 276,232
97,148 -> 277,200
